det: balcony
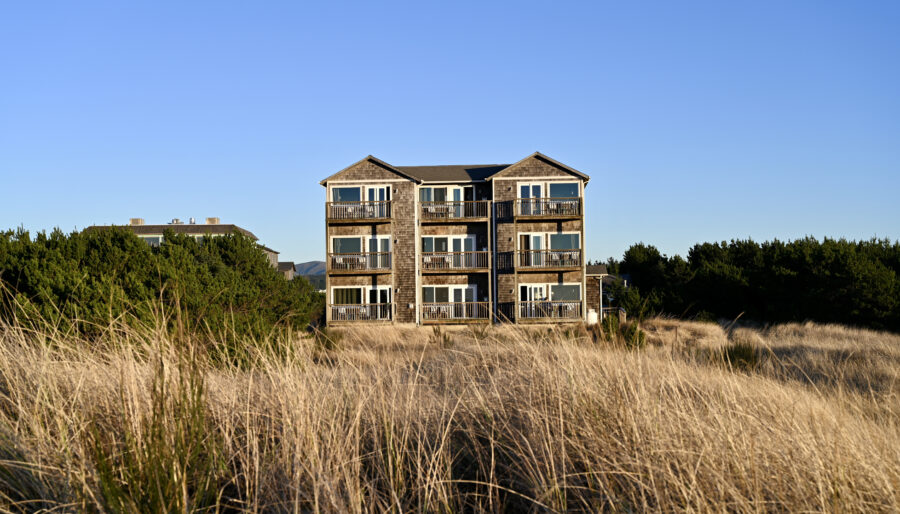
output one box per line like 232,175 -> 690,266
328,252 -> 392,274
326,201 -> 391,222
518,301 -> 582,321
517,249 -> 582,270
421,251 -> 490,272
329,303 -> 392,322
422,302 -> 491,323
420,201 -> 489,221
515,198 -> 581,219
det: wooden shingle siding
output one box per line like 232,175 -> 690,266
392,181 -> 417,322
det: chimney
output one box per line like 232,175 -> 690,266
189,217 -> 196,224
129,218 -> 144,226
206,217 -> 220,225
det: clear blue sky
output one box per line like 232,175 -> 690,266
2,1 -> 898,264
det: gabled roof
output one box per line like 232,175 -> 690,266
396,164 -> 510,183
319,155 -> 421,186
486,152 -> 590,183
320,152 -> 589,185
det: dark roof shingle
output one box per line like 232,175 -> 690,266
395,164 -> 510,183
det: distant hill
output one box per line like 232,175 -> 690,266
295,261 -> 325,275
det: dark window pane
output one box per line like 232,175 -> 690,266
332,187 -> 361,202
335,288 -> 362,304
433,188 -> 447,202
551,285 -> 580,301
423,287 -> 435,303
420,188 -> 432,202
422,237 -> 434,253
435,287 -> 449,303
549,183 -> 579,198
333,238 -> 362,253
550,234 -> 579,250
435,237 -> 448,252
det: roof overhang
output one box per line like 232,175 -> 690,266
485,151 -> 590,183
319,155 -> 422,186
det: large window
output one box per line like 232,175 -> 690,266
551,284 -> 581,301
332,237 -> 362,254
420,187 -> 448,202
139,236 -> 161,247
332,187 -> 361,202
333,288 -> 363,304
422,286 -> 450,303
549,182 -> 579,198
422,236 -> 449,253
549,233 -> 580,250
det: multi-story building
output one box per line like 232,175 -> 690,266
320,152 -> 589,325
86,217 -> 282,268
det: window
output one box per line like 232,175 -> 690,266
422,236 -> 449,253
549,182 -> 579,198
334,288 -> 362,304
551,284 -> 581,301
549,233 -> 580,250
140,236 -> 161,247
332,237 -> 362,254
332,187 -> 361,202
422,286 -> 450,303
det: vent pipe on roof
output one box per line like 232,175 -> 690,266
206,217 -> 220,225
129,218 -> 144,226
170,218 -> 183,225
189,217 -> 196,224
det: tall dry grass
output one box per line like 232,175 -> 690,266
0,317 -> 898,512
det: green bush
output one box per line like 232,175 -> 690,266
0,227 -> 324,344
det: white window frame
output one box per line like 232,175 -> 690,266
516,232 -> 581,251
422,284 -> 478,303
518,283 -> 581,302
517,180 -> 582,199
331,285 -> 392,305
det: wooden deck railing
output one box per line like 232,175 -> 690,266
518,301 -> 582,320
329,303 -> 392,321
420,200 -> 489,220
517,249 -> 582,268
326,201 -> 391,220
515,197 -> 581,217
422,302 -> 491,321
421,251 -> 490,271
328,252 -> 391,271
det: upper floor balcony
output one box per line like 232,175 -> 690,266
328,252 -> 392,274
326,201 -> 392,223
421,251 -> 490,272
498,249 -> 582,271
420,200 -> 490,222
515,197 -> 582,219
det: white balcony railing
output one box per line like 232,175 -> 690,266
420,201 -> 489,220
326,201 -> 391,221
518,301 -> 582,320
328,252 -> 391,272
517,249 -> 582,269
422,302 -> 491,321
421,251 -> 489,271
516,197 -> 581,217
329,303 -> 392,321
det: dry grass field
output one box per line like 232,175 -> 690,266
0,317 -> 898,512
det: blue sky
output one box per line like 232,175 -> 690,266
2,1 -> 898,263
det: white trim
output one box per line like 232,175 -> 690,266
515,231 -> 581,250
331,285 -> 392,304
518,282 -> 582,302
327,179 -> 407,184
494,176 -> 585,181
